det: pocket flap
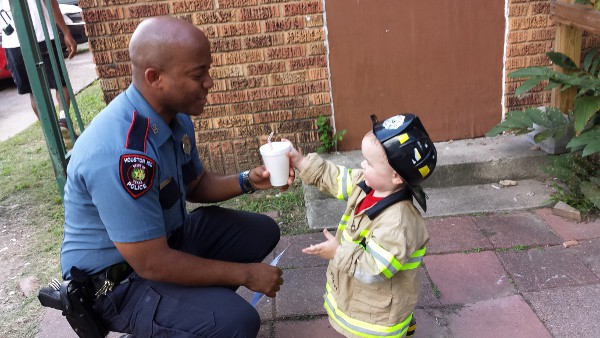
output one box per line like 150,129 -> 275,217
352,288 -> 392,308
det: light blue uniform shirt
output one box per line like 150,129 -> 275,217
60,85 -> 203,279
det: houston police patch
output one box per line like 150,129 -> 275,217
120,154 -> 156,199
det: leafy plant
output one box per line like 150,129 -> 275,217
486,48 -> 600,157
486,106 -> 573,143
487,42 -> 600,216
542,153 -> 600,214
316,114 -> 347,153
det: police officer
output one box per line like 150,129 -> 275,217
60,16 -> 289,337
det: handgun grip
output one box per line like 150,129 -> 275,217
38,287 -> 62,310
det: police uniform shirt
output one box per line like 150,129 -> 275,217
60,84 -> 203,279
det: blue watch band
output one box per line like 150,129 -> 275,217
239,171 -> 247,194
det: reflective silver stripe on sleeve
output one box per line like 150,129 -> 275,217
341,169 -> 348,201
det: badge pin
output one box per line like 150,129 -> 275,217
182,134 -> 191,155
151,124 -> 159,134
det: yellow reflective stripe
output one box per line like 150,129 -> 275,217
414,148 -> 421,161
341,230 -> 360,244
366,241 -> 402,277
418,165 -> 430,177
402,247 -> 427,270
325,283 -> 412,337
340,229 -> 370,245
338,214 -> 350,231
366,242 -> 426,278
346,169 -> 353,197
398,133 -> 409,144
336,166 -> 353,201
339,229 -> 426,277
336,165 -> 345,200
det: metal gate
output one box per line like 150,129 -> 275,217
325,0 -> 506,150
7,0 -> 83,196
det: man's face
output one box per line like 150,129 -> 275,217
162,42 -> 214,117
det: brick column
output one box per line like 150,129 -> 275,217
81,0 -> 330,174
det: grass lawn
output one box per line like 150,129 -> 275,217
0,81 -> 310,336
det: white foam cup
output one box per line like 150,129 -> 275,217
259,141 -> 291,187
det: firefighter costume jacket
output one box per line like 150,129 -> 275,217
299,153 -> 429,338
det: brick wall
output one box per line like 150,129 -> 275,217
80,0 -> 329,174
82,0 -> 600,173
505,0 -> 600,113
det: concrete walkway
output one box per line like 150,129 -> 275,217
37,209 -> 600,337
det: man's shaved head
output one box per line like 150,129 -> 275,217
129,16 -> 209,81
127,16 -> 214,122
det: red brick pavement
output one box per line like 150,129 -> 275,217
37,208 -> 600,338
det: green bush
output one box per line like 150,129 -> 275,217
543,153 -> 600,215
487,45 -> 600,215
487,48 -> 600,157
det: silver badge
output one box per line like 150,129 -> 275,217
182,134 -> 191,155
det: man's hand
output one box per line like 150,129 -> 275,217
115,237 -> 285,293
50,0 -> 77,59
244,263 -> 284,298
302,229 -> 339,260
249,165 -> 295,192
63,33 -> 77,59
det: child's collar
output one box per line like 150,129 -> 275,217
356,181 -> 412,220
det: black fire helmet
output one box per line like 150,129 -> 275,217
370,113 -> 437,211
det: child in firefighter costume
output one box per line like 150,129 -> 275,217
287,113 -> 437,338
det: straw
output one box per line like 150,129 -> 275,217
267,131 -> 274,150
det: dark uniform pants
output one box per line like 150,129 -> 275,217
94,206 -> 280,337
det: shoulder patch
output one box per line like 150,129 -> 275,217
119,154 -> 156,199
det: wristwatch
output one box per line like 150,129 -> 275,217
240,170 -> 257,194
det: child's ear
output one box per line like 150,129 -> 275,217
391,171 -> 404,185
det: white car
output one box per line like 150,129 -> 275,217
58,3 -> 87,45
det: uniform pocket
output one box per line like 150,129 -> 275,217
132,286 -> 216,338
181,161 -> 197,186
159,177 -> 181,209
349,287 -> 392,324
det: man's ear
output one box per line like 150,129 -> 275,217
391,171 -> 404,185
144,68 -> 161,88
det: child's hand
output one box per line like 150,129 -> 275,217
302,229 -> 339,260
281,138 -> 307,171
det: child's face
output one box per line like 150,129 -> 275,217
360,135 -> 402,195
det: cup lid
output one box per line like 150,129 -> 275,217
260,142 -> 291,156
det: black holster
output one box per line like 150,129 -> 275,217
38,268 -> 108,338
